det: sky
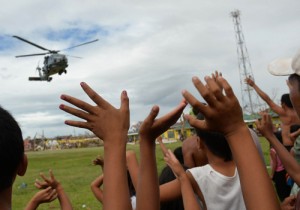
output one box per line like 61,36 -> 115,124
0,0 -> 299,139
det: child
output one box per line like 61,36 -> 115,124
0,106 -> 28,210
159,114 -> 245,209
181,75 -> 280,209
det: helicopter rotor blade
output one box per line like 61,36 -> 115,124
12,35 -> 51,52
61,39 -> 99,51
15,53 -> 49,58
65,54 -> 82,59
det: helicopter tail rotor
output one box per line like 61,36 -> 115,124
28,77 -> 42,81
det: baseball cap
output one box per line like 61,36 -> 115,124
268,50 -> 300,76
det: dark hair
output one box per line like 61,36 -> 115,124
127,171 -> 135,197
159,165 -> 187,210
0,106 -> 24,191
291,124 -> 300,133
173,147 -> 184,165
281,94 -> 293,108
288,74 -> 300,91
195,113 -> 232,162
273,131 -> 283,144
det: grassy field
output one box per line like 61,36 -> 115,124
13,138 -> 270,210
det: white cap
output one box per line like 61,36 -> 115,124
268,50 -> 300,76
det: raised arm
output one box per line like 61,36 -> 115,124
164,149 -> 201,210
60,82 -> 131,210
137,100 -> 187,210
256,113 -> 300,186
126,150 -> 139,191
157,136 -> 168,156
90,174 -> 104,203
24,187 -> 57,210
182,75 -> 280,210
245,76 -> 284,115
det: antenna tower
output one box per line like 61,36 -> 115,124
231,10 -> 260,116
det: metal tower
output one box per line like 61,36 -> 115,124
231,10 -> 260,116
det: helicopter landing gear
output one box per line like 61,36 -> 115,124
58,70 -> 67,75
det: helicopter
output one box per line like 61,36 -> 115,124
13,35 -> 98,82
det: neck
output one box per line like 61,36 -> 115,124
0,187 -> 12,210
206,151 -> 236,177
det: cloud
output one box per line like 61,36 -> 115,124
0,0 -> 298,137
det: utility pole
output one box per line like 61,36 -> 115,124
231,10 -> 260,116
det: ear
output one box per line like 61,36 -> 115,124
17,154 -> 28,176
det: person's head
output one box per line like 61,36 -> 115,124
280,94 -> 293,109
0,106 -> 27,192
173,147 -> 184,165
195,113 -> 232,162
288,74 -> 300,118
268,50 -> 300,117
273,131 -> 283,144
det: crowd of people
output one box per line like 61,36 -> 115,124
1,50 -> 300,210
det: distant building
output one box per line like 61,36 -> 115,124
127,121 -> 195,144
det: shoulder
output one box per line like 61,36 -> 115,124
182,136 -> 198,151
187,165 -> 211,178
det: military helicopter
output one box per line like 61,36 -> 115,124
13,35 -> 98,82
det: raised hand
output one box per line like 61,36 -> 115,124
93,155 -> 104,168
245,76 -> 255,86
255,113 -> 275,139
139,100 -> 187,142
60,82 -> 129,142
38,170 -> 61,190
280,195 -> 296,210
164,149 -> 185,178
157,136 -> 168,156
25,187 -> 58,210
182,76 -> 244,137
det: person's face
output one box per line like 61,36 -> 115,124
287,78 -> 300,118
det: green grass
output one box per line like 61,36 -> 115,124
12,139 -> 269,209
12,142 -> 182,210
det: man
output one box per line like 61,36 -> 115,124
245,76 -> 300,150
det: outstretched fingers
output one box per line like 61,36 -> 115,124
60,94 -> 94,116
182,89 -> 207,114
218,76 -> 235,99
40,172 -> 51,185
80,82 -> 111,110
204,76 -> 225,102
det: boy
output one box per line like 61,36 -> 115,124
0,106 -> 28,210
181,75 -> 280,209
159,113 -> 245,209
